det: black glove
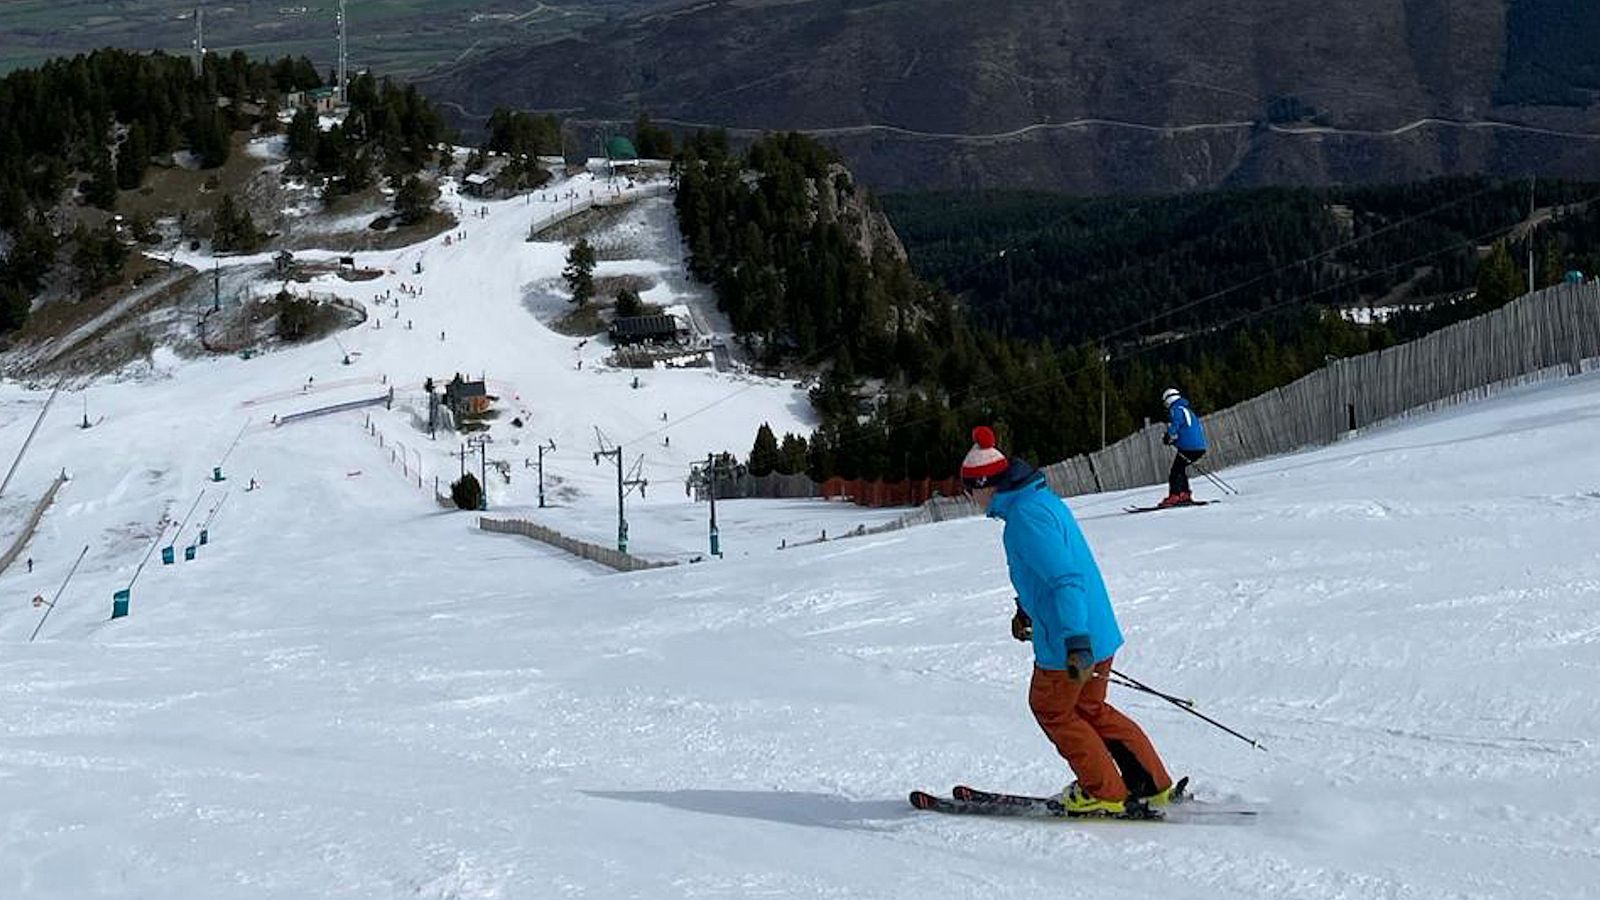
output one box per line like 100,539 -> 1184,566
1162,433 -> 1175,446
1064,635 -> 1094,684
1010,602 -> 1032,642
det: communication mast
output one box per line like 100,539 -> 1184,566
336,0 -> 348,103
191,7 -> 205,79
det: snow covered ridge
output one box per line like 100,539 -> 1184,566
3,161 -> 1600,896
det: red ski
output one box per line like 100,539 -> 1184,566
1124,500 -> 1214,514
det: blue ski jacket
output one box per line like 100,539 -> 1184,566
1166,398 -> 1207,452
989,471 -> 1124,669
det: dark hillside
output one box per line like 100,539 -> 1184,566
420,0 -> 1600,193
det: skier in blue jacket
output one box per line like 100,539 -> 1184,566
961,426 -> 1175,815
1158,387 -> 1207,508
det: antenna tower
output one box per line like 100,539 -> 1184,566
192,7 -> 205,79
337,0 -> 348,103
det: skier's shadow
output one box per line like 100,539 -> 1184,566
583,789 -> 910,831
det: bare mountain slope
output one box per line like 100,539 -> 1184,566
420,0 -> 1600,192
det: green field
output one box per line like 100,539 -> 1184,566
0,0 -> 655,78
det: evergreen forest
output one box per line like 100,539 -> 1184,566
0,49 -> 451,334
682,134 -> 1600,482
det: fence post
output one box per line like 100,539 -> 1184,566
1570,291 -> 1584,376
1143,419 -> 1163,486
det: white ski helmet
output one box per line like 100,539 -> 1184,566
1161,387 -> 1182,408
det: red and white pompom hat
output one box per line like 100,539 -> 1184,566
960,426 -> 1010,488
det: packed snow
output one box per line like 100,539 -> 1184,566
1,167 -> 1598,898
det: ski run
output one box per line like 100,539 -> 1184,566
2,164 -> 1599,899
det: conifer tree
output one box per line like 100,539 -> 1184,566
393,175 -> 438,225
212,194 -> 261,253
778,433 -> 808,475
84,145 -> 118,211
1474,242 -> 1522,312
117,121 -> 149,190
747,423 -> 781,476
564,239 -> 597,306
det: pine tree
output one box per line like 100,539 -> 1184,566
778,433 -> 808,475
69,223 -> 128,294
748,423 -> 781,476
564,239 -> 597,306
633,113 -> 674,159
85,145 -> 118,211
0,283 -> 29,333
1474,242 -> 1522,312
1536,237 -> 1566,289
274,289 -> 317,340
614,287 -> 644,318
393,175 -> 438,225
189,108 -> 231,169
286,107 -> 319,159
117,121 -> 149,190
212,194 -> 261,253
450,473 -> 483,510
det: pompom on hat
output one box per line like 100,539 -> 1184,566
960,425 -> 1010,488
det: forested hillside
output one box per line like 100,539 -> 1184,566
0,49 -> 452,335
882,180 -> 1600,348
870,182 -> 1600,432
683,135 -> 1600,482
675,132 -> 929,377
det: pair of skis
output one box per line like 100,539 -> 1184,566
910,777 -> 1258,823
1124,499 -> 1214,515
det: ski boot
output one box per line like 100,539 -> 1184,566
1059,781 -> 1125,817
1136,775 -> 1190,808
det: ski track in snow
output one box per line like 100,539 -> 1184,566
2,171 -> 1599,897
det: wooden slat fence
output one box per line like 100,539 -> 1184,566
868,281 -> 1600,532
479,516 -> 676,573
1047,281 -> 1600,495
686,283 -> 1600,542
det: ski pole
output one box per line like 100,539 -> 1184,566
1180,452 -> 1239,495
1105,673 -> 1195,708
1199,466 -> 1236,496
1111,668 -> 1267,752
1197,462 -> 1239,495
1183,455 -> 1235,495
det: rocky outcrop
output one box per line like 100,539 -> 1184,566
813,164 -> 906,263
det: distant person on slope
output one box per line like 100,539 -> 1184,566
961,426 -> 1176,815
1158,387 -> 1207,508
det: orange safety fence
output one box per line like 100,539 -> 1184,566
820,476 -> 966,509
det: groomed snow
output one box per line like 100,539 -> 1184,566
2,171 -> 1598,897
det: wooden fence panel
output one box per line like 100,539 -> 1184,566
1057,282 -> 1600,497
479,517 -> 676,572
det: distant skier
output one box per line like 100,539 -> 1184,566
1158,387 -> 1208,508
960,425 -> 1176,815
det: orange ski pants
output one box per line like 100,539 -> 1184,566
1028,658 -> 1172,801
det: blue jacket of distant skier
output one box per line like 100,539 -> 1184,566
988,463 -> 1124,669
1166,398 -> 1207,452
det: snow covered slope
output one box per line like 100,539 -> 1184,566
3,172 -> 1599,897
